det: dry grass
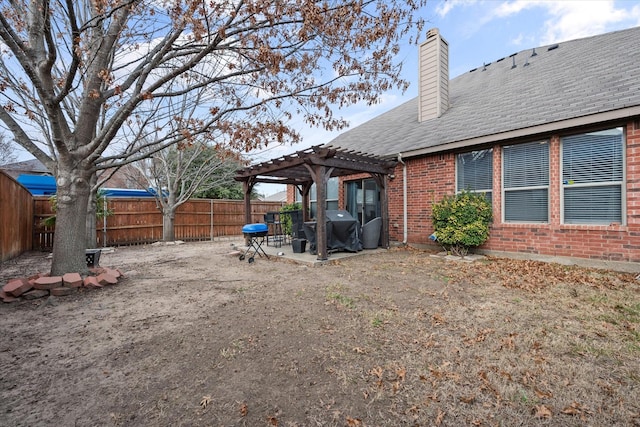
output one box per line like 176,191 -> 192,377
313,249 -> 640,426
1,243 -> 639,426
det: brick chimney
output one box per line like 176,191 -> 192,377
418,28 -> 449,122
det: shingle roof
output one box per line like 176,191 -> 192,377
327,26 -> 640,158
0,158 -> 50,179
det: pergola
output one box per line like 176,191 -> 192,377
235,145 -> 397,260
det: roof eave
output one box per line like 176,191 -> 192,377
397,105 -> 640,158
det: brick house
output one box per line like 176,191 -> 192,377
290,27 -> 640,265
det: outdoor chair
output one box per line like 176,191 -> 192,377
264,212 -> 284,247
361,217 -> 382,249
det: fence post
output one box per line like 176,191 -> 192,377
102,195 -> 108,247
210,199 -> 214,241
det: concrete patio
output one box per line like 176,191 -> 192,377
234,236 -> 387,266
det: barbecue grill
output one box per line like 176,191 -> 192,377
240,223 -> 269,263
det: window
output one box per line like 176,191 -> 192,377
562,128 -> 624,224
298,178 -> 339,219
456,149 -> 493,202
503,141 -> 549,222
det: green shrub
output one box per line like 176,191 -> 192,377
431,191 -> 492,256
279,202 -> 301,236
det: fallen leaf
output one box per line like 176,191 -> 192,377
435,409 -> 446,425
239,402 -> 248,417
459,395 -> 476,404
346,416 -> 362,426
562,401 -> 585,416
200,395 -> 211,409
534,404 -> 553,418
534,387 -> 553,399
396,367 -> 406,381
431,313 -> 446,325
267,415 -> 278,426
369,366 -> 383,379
562,406 -> 580,416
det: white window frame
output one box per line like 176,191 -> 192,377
502,140 -> 550,223
455,148 -> 493,202
560,127 -> 626,225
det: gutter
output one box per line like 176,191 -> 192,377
397,153 -> 407,245
398,105 -> 640,160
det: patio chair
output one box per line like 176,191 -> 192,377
264,212 -> 284,247
361,217 -> 382,249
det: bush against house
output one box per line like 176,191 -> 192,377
432,191 -> 492,256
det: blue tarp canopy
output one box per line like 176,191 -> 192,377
17,174 -> 56,195
100,188 -> 156,198
16,174 -> 156,197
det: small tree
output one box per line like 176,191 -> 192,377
431,191 -> 493,257
138,143 -> 243,241
0,134 -> 17,166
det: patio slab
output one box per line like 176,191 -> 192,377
236,237 -> 387,266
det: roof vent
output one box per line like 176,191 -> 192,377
531,47 -> 537,57
547,44 -> 559,51
511,56 -> 517,69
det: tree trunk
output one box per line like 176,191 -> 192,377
51,169 -> 92,275
163,209 -> 176,241
86,173 -> 98,249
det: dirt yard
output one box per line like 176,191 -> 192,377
1,240 -> 639,426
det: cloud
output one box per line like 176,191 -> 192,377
438,0 -> 638,45
537,0 -> 629,45
488,0 -> 636,45
435,0 -> 478,18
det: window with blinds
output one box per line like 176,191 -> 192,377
502,141 -> 549,222
561,128 -> 624,224
456,149 -> 493,203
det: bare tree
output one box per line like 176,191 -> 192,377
137,143 -> 244,241
0,134 -> 18,166
0,0 -> 425,275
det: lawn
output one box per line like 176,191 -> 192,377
1,241 -> 639,426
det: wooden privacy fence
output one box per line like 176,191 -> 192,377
33,196 -> 284,250
0,170 -> 33,262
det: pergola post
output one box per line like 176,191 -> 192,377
373,173 -> 390,248
242,178 -> 255,245
298,182 -> 312,222
306,164 -> 333,261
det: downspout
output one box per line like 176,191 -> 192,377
397,153 -> 408,245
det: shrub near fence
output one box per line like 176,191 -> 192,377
33,196 -> 284,250
0,170 -> 33,262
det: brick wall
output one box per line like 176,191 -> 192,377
387,154 -> 455,244
385,121 -> 640,263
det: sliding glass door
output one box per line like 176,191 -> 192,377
345,178 -> 380,225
